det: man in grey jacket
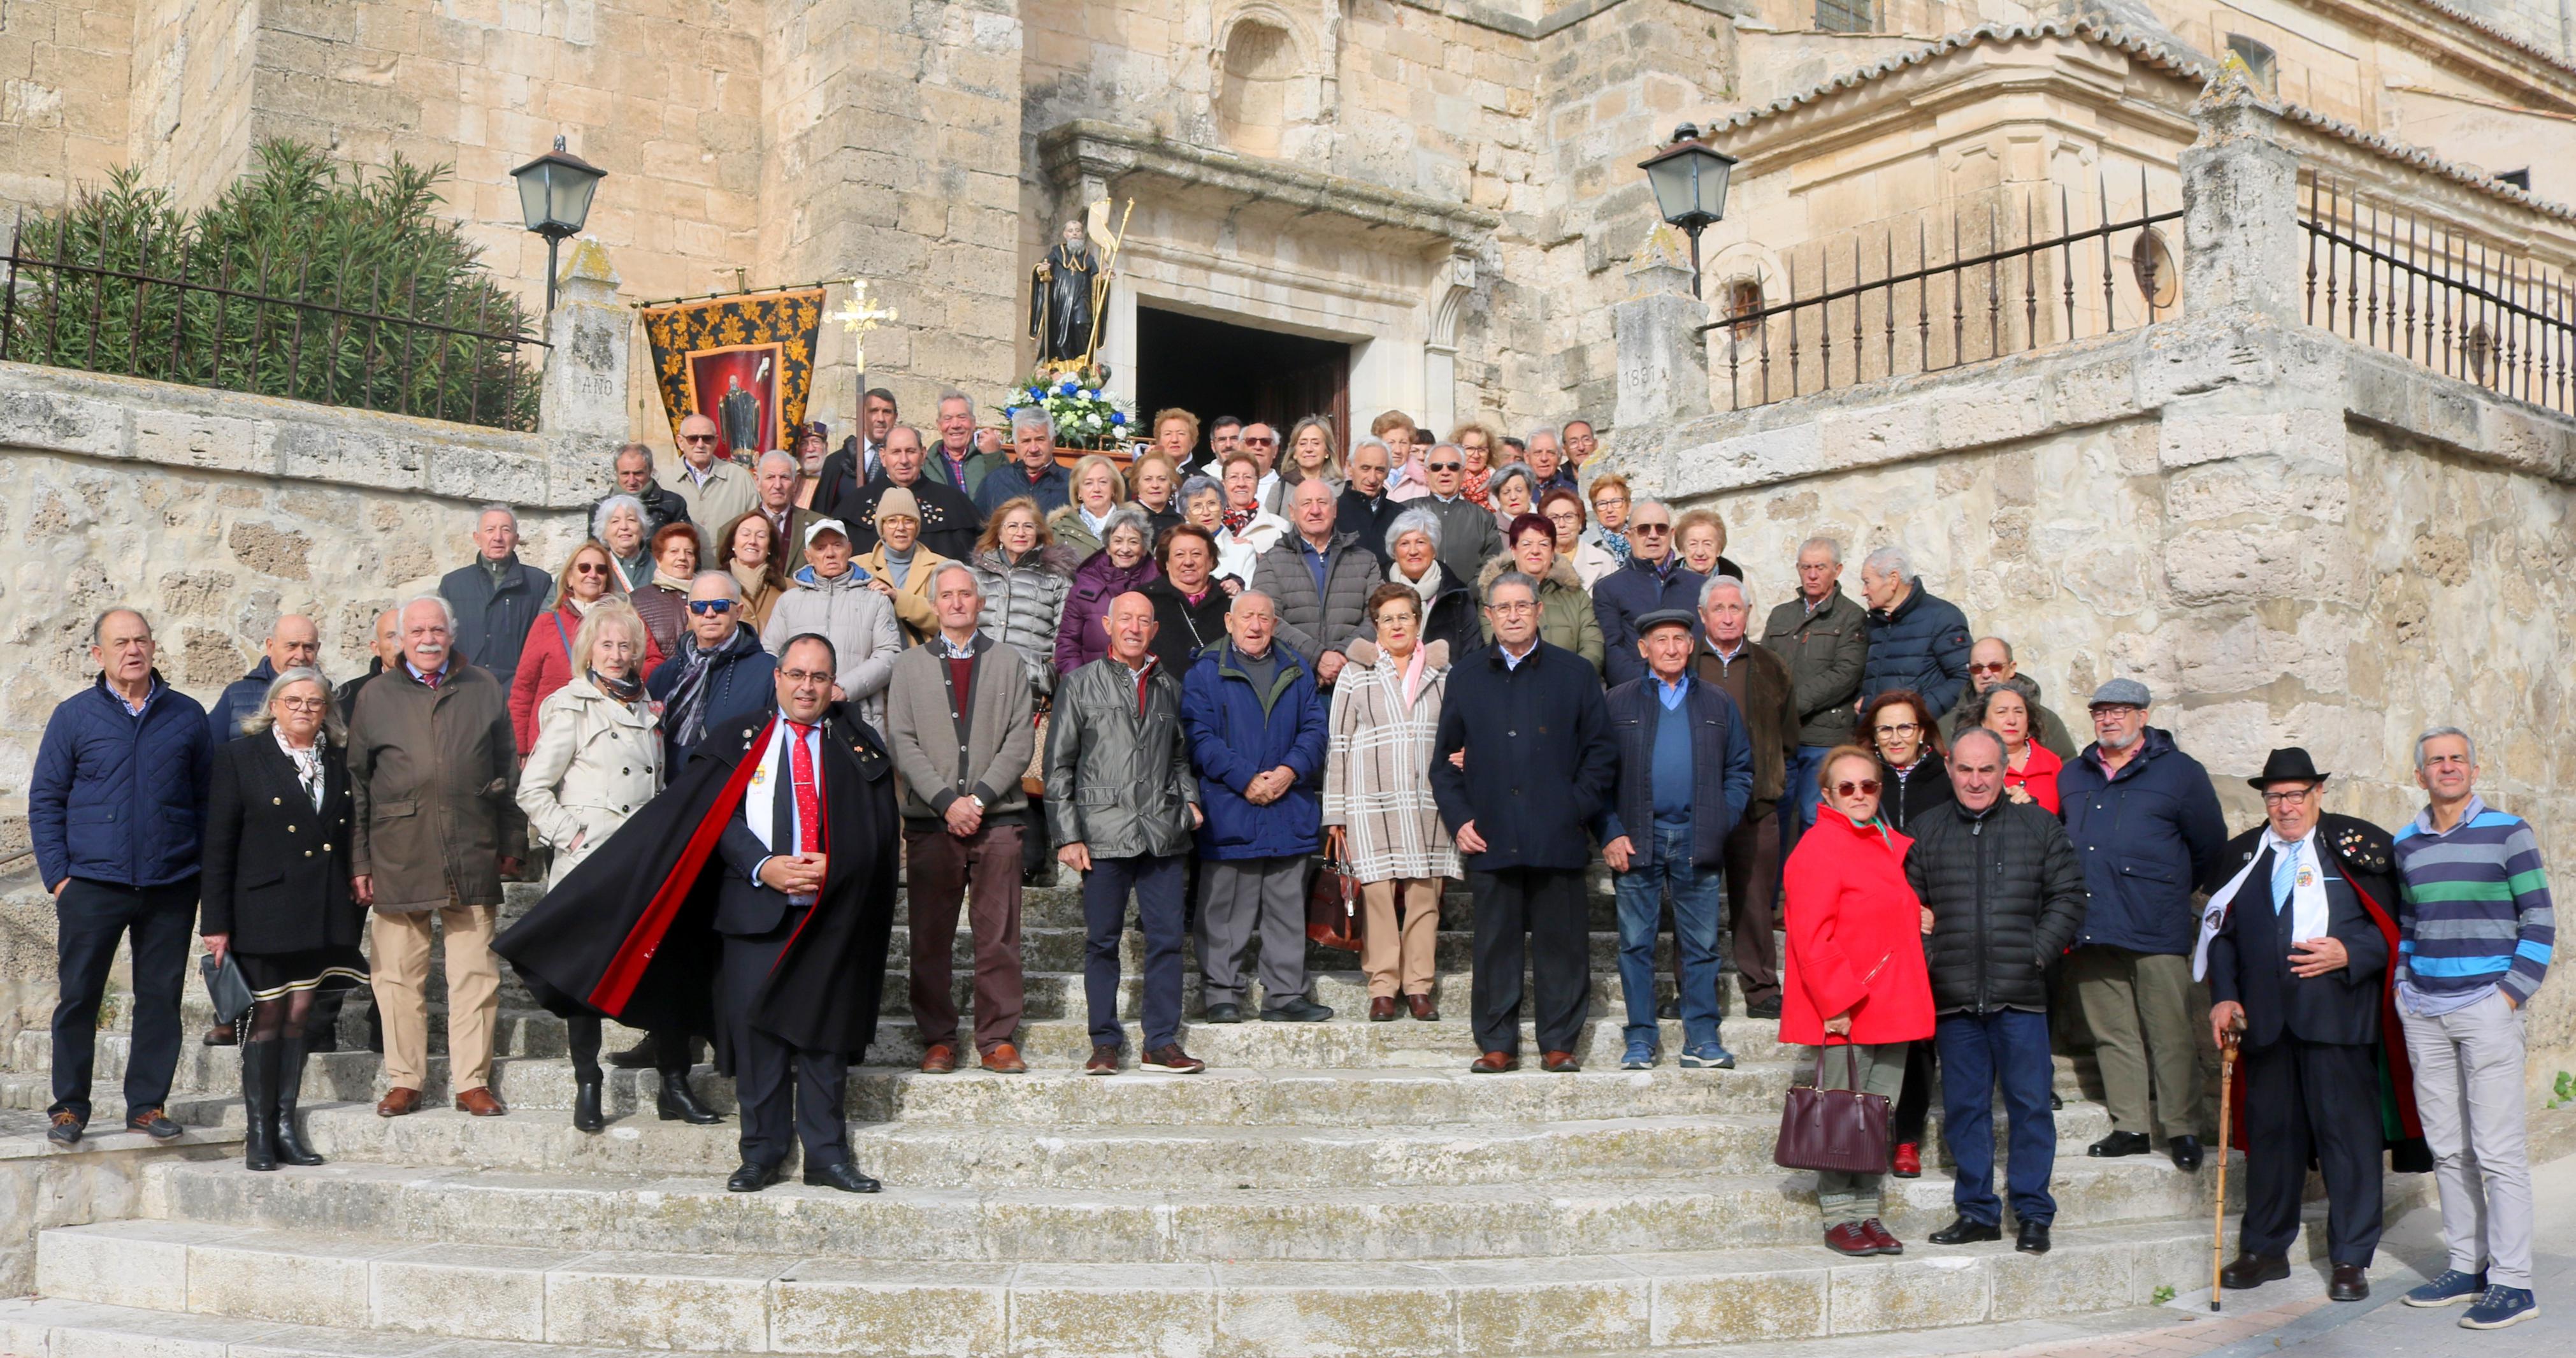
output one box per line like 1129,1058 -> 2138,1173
1250,477 -> 1382,684
1047,592 -> 1205,1076
1760,535 -> 1870,832
886,565 -> 1037,1076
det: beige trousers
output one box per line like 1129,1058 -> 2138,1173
1360,879 -> 1443,999
370,902 -> 500,1093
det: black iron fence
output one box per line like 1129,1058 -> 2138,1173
1699,175 -> 2184,411
2,216 -> 545,431
2299,177 -> 2573,418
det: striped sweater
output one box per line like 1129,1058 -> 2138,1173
2393,796 -> 2554,1008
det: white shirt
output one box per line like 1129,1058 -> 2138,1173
747,718 -> 827,902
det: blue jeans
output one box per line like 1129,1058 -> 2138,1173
1613,823 -> 1723,1050
1081,854 -> 1186,1051
1936,1008 -> 2058,1227
1788,744 -> 1832,831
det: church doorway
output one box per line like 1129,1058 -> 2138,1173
1133,307 -> 1351,458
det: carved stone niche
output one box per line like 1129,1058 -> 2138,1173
1210,4 -> 1335,161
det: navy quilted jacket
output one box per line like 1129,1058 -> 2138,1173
30,672 -> 214,890
1859,582 -> 1974,719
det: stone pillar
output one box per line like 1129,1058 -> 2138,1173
539,236 -> 630,507
2178,53 -> 2302,323
1613,243 -> 1711,437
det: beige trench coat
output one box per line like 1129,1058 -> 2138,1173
514,676 -> 665,888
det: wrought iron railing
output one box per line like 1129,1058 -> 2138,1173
2298,177 -> 2573,418
2,217 -> 546,431
1698,174 -> 2183,410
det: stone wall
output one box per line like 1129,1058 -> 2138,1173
0,0 -> 133,222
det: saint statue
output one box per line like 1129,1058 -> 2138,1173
719,373 -> 761,456
1030,218 -> 1102,366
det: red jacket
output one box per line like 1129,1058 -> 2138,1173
508,600 -> 663,754
2006,741 -> 2063,814
1780,811 -> 1936,1046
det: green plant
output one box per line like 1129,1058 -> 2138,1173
2151,1285 -> 2177,1305
6,139 -> 539,430
2549,1071 -> 2573,1109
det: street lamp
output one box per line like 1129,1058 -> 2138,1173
510,135 -> 607,313
1637,122 -> 1737,299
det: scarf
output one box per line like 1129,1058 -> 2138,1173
729,561 -> 770,599
1222,503 -> 1255,536
274,727 -> 327,810
667,637 -> 727,749
2193,827 -> 2332,980
1460,466 -> 1492,509
589,667 -> 644,704
1398,640 -> 1430,710
1395,560 -> 1443,610
1078,504 -> 1112,542
1601,531 -> 1634,567
651,568 -> 694,595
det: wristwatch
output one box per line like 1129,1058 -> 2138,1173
965,794 -> 986,811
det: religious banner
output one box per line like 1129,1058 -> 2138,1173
640,287 -> 826,462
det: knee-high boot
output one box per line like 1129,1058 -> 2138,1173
240,1039 -> 278,1171
272,1036 -> 326,1166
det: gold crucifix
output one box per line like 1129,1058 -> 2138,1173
831,278 -> 899,371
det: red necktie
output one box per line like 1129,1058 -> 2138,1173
786,721 -> 820,855
421,668 -> 441,690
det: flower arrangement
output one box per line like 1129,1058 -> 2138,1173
1004,365 -> 1131,449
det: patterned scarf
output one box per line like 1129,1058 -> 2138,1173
274,727 -> 327,810
589,667 -> 644,704
1222,503 -> 1255,536
1460,466 -> 1492,509
667,640 -> 724,749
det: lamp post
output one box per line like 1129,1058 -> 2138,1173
1637,122 -> 1738,299
510,136 -> 608,314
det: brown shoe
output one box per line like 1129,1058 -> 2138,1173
919,1043 -> 958,1074
1469,1051 -> 1519,1074
1541,1050 -> 1581,1073
452,1087 -> 507,1116
1368,996 -> 1399,1022
376,1087 -> 422,1118
979,1043 -> 1027,1074
1084,1043 -> 1121,1075
1407,993 -> 1439,1022
1141,1044 -> 1204,1074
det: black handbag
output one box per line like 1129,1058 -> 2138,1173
1773,1041 -> 1893,1174
200,951 -> 255,1028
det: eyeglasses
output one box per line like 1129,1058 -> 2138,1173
686,600 -> 736,614
779,668 -> 833,684
277,698 -> 328,712
1968,661 -> 2010,675
1593,496 -> 1629,510
1832,779 -> 1883,798
1486,601 -> 1538,615
2260,787 -> 2318,805
2090,705 -> 2143,719
1631,523 -> 1671,535
1874,722 -> 1922,736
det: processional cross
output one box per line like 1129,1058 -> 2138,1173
831,278 -> 900,446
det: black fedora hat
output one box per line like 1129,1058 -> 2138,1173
2247,747 -> 2331,790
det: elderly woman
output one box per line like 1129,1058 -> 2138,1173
200,667 -> 364,1171
1674,507 -> 1746,582
1048,453 -> 1130,558
1264,415 -> 1344,514
595,494 -> 652,591
1326,583 -> 1460,1020
1861,686 -> 1950,1178
510,538 -> 659,754
1213,453 -> 1289,586
1378,509 -> 1479,657
856,488 -> 954,646
1781,743 -> 1936,1257
1486,462 -> 1537,532
1128,452 -> 1184,543
630,522 -> 700,660
1179,475 -> 1250,593
1586,473 -> 1636,572
715,510 -> 791,630
1055,504 -> 1162,675
1965,677 -> 2061,814
971,497 -> 1081,697
1543,488 -> 1616,589
515,599 -> 716,1133
1452,422 -> 1496,507
1476,513 -> 1604,673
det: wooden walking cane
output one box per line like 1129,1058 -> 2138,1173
2209,1029 -> 2239,1311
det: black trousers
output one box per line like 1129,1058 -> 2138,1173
52,877 -> 198,1122
2239,1037 -> 2385,1267
1468,867 -> 1590,1057
721,918 -> 847,1171
1892,1040 -> 1936,1143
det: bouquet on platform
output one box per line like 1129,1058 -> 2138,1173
1005,365 -> 1131,450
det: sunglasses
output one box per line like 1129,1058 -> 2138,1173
1427,461 -> 1463,472
679,433 -> 717,444
572,562 -> 610,575
1244,436 -> 1277,446
1968,661 -> 2009,675
1631,523 -> 1672,535
686,600 -> 736,614
1832,779 -> 1883,798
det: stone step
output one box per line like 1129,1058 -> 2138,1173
138,1153 -> 2218,1262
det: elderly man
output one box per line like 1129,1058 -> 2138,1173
438,504 -> 552,689
839,424 -> 982,561
975,408 -> 1074,517
1939,637 -> 2077,759
647,572 -> 780,767
1601,609 -> 1752,1070
1908,728 -> 2088,1255
2391,727 -> 2552,1329
1763,536 -> 1870,834
603,442 -> 693,539
1337,437 -> 1402,565
1525,428 -> 1575,496
2059,679 -> 2226,1168
1433,572 -> 1616,1073
33,609 -> 212,1146
348,595 -> 524,1120
1856,545 -> 1973,719
1414,442 -> 1503,586
764,519 -> 902,730
814,389 -> 903,512
746,450 -> 817,558
1595,498 -> 1705,688
336,607 -> 401,715
1693,576 -> 1802,1019
668,412 -> 760,559
1562,418 -> 1599,469
1049,592 -> 1206,1074
886,565 -> 1037,1074
2202,748 -> 2407,1302
1238,421 -> 1283,498
208,614 -> 321,744
1183,592 -> 1332,1023
926,389 -> 1000,496
1251,477 -> 1381,684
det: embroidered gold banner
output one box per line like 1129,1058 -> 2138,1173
640,287 -> 827,462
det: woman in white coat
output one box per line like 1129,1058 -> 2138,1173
516,600 -> 721,1134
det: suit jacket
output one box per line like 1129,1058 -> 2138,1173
714,717 -> 860,938
198,732 -> 359,953
2206,814 -> 2396,1048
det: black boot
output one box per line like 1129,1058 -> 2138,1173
656,1070 -> 722,1125
240,1039 -> 278,1172
272,1036 -> 326,1166
572,1076 -> 605,1133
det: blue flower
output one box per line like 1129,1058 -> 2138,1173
1058,379 -> 1078,395
1111,410 -> 1128,426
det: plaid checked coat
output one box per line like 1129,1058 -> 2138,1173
1322,640 -> 1462,884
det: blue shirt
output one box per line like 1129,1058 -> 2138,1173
1651,694 -> 1695,826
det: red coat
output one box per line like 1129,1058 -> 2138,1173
1780,811 -> 1937,1046
2006,741 -> 2063,814
508,600 -> 663,754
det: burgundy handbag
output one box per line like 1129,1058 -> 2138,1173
1773,1041 -> 1893,1174
1305,853 -> 1364,951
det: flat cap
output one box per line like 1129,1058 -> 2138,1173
1634,608 -> 1697,635
2087,677 -> 2152,708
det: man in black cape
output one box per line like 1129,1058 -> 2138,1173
496,633 -> 900,1193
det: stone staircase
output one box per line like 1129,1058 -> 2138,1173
2,872 -> 2275,1357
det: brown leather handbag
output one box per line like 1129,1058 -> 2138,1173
1773,1042 -> 1892,1174
1305,853 -> 1364,951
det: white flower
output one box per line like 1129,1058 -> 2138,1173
1075,388 -> 1095,401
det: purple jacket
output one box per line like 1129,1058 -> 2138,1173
1053,550 -> 1163,675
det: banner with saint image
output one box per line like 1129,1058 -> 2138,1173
640,287 -> 827,462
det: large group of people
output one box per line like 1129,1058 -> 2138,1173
23,394 -> 2551,1331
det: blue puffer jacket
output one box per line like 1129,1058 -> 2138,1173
30,672 -> 214,890
2057,728 -> 2228,955
1181,644 -> 1328,861
1860,582 -> 1974,718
